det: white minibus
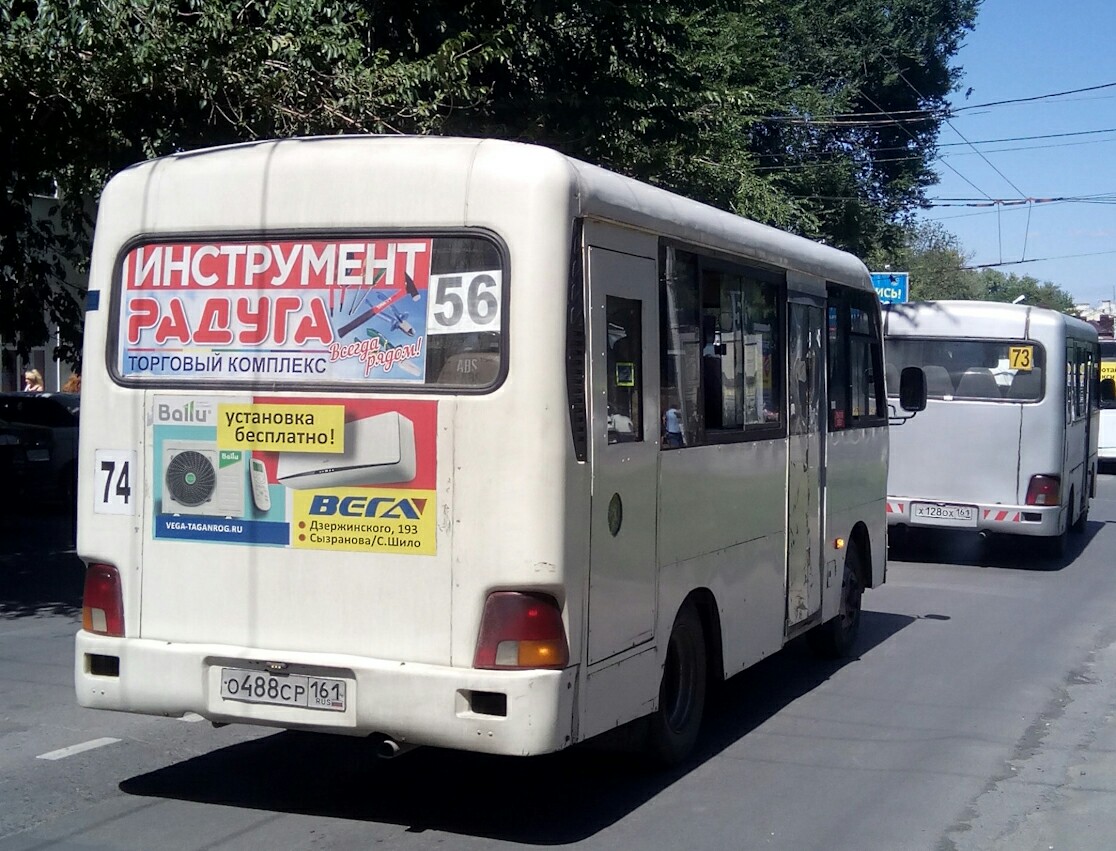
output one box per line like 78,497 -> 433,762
75,136 -> 912,763
884,300 -> 1098,556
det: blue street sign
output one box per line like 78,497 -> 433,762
871,271 -> 909,304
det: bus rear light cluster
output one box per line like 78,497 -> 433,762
473,592 -> 569,670
1025,475 -> 1061,506
82,563 -> 125,637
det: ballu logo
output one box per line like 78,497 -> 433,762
156,400 -> 213,424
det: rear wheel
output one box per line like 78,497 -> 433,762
808,545 -> 865,659
648,602 -> 707,766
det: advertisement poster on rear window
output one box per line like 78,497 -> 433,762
116,237 -> 503,385
150,395 -> 437,555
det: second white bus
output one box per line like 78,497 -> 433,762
1098,339 -> 1116,467
884,300 -> 1098,557
75,136 -> 915,763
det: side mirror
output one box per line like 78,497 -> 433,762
899,366 -> 927,412
1102,378 -> 1116,403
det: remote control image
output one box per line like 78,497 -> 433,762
249,458 -> 271,512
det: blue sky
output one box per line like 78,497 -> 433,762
919,0 -> 1116,306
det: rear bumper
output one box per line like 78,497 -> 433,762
885,498 -> 1062,537
75,631 -> 576,756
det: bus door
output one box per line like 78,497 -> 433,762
586,246 -> 659,664
786,297 -> 826,629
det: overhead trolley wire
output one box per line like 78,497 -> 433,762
758,81 -> 1116,126
950,81 -> 1116,113
964,248 -> 1116,269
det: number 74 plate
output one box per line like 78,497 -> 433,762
220,667 -> 347,712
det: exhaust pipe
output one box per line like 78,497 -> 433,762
372,734 -> 416,759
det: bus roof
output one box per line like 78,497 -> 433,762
103,135 -> 872,291
883,300 -> 1097,342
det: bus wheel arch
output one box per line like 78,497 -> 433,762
688,588 -> 723,689
849,522 -> 873,587
648,593 -> 714,765
808,531 -> 867,659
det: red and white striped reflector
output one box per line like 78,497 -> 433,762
982,509 -> 1021,523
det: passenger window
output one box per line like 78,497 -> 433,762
1066,343 -> 1089,421
606,296 -> 643,444
701,268 -> 781,430
827,305 -> 849,429
660,249 -> 700,448
660,246 -> 783,448
827,287 -> 885,429
849,303 -> 884,421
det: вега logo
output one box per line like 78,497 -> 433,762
308,494 -> 427,520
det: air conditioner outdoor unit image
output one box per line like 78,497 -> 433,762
276,411 -> 417,489
161,440 -> 246,516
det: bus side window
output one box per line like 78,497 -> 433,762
659,245 -> 784,447
827,287 -> 885,428
849,301 -> 884,419
827,303 -> 848,429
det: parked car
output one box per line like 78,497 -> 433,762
0,424 -> 30,515
0,392 -> 80,508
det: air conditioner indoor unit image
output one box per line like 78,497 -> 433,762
276,411 -> 417,489
161,440 -> 246,516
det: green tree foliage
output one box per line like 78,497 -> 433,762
975,268 -> 1076,312
1,0 -> 979,362
744,0 -> 980,255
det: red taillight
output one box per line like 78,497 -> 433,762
1026,475 -> 1061,506
473,592 -> 569,670
82,563 -> 124,637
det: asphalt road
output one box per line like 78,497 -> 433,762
3,482 -> 1116,851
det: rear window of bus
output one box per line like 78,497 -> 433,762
112,234 -> 506,391
885,338 -> 1046,402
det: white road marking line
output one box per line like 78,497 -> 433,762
178,712 -> 204,722
37,737 -> 121,761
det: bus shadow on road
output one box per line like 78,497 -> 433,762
0,507 -> 83,619
118,610 -> 914,843
887,521 -> 1102,572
